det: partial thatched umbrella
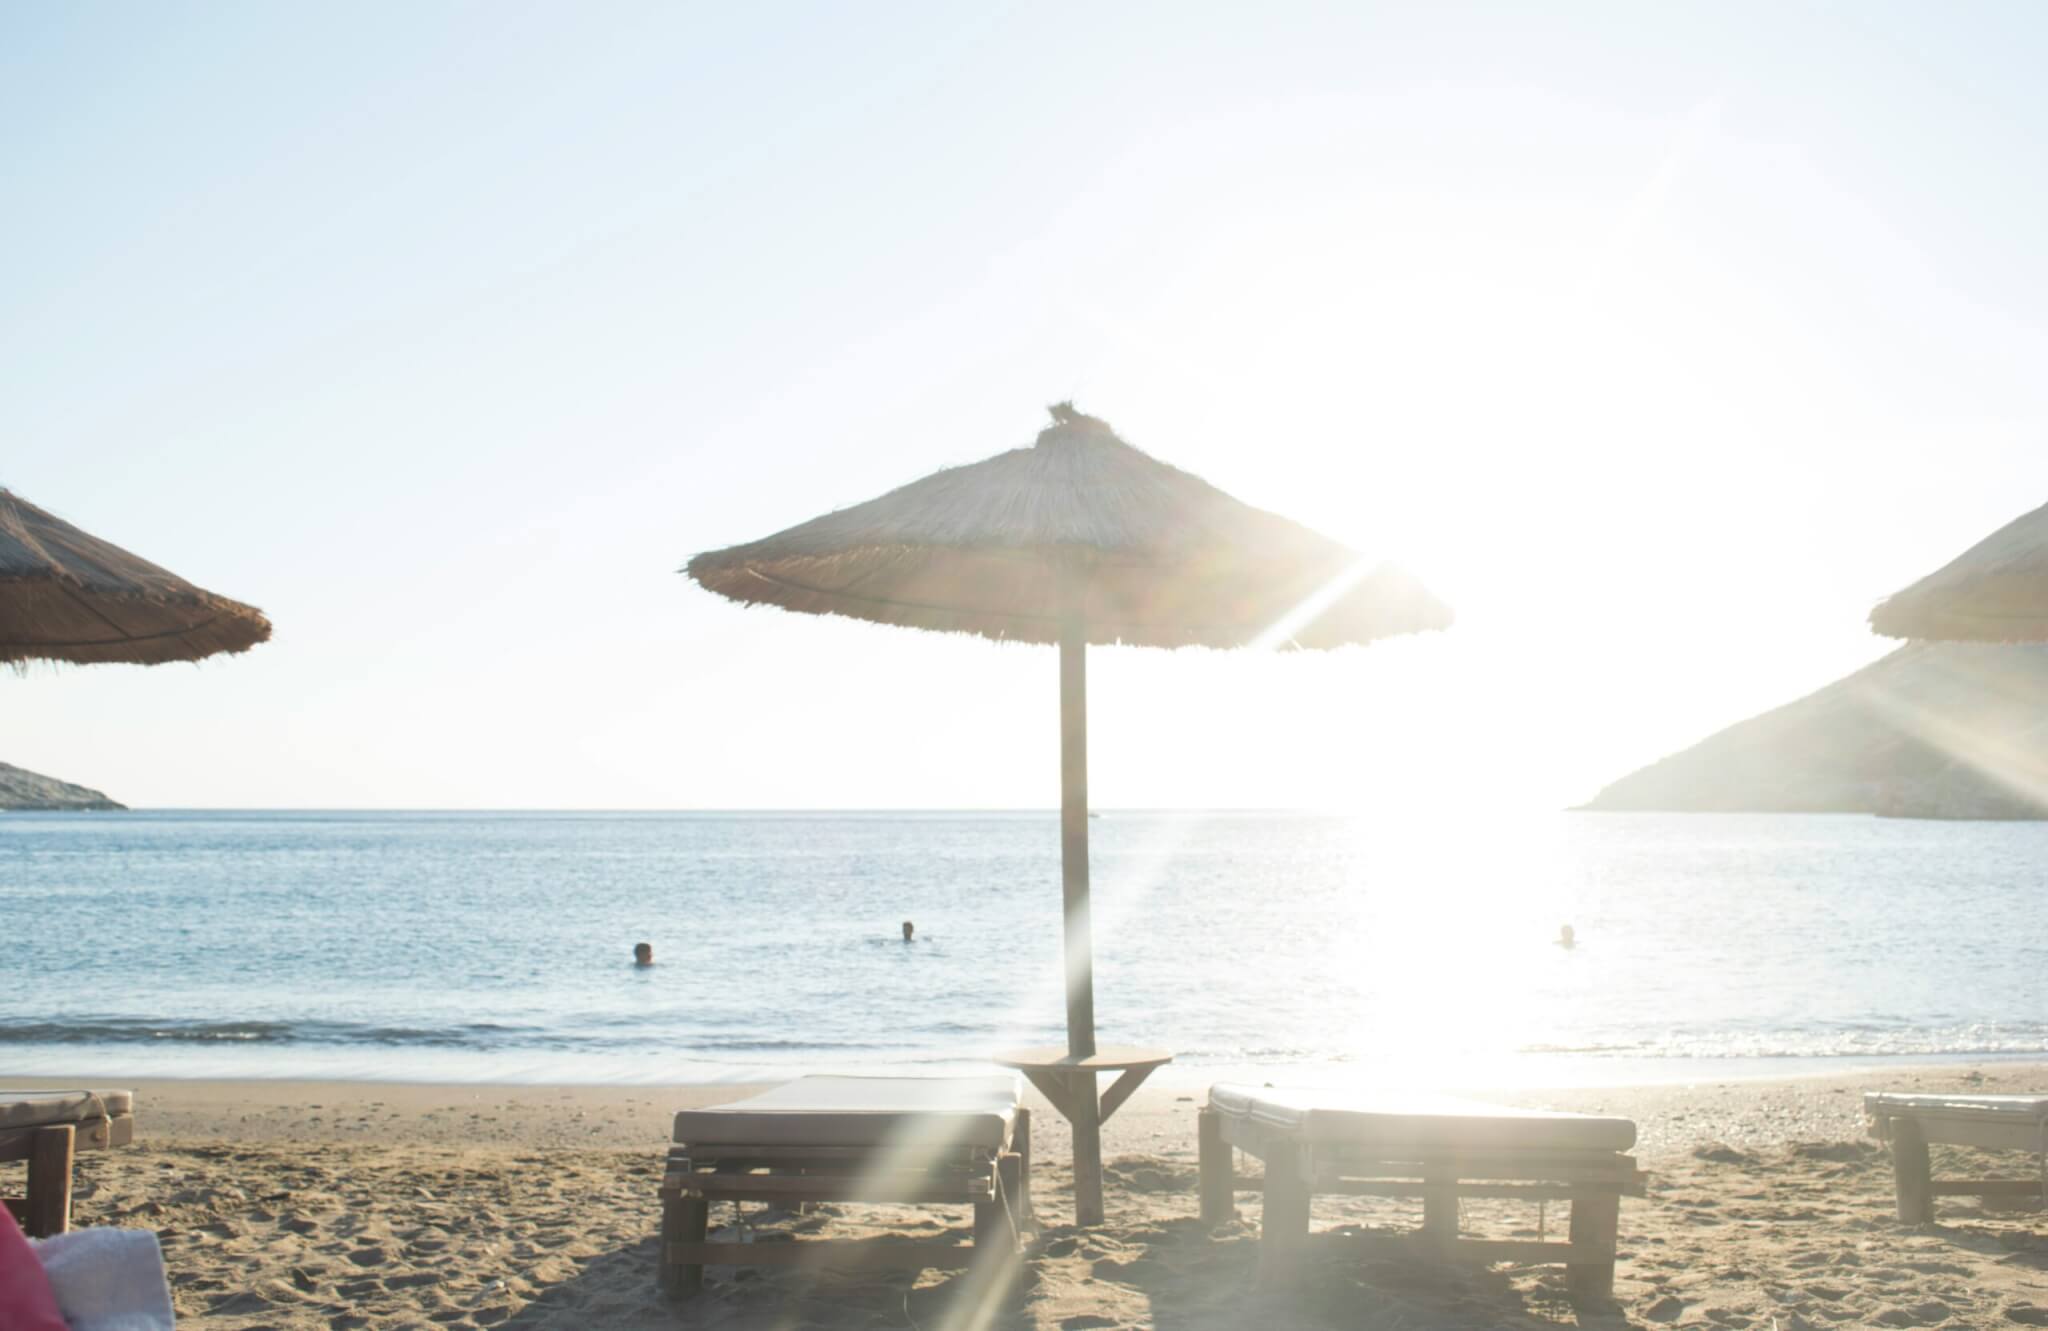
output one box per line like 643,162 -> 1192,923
1871,498 -> 2048,642
0,488 -> 271,666
686,405 -> 1451,1220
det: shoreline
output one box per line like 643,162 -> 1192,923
8,1044 -> 2046,1091
14,1054 -> 2046,1151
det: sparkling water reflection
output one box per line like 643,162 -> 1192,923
1,810 -> 2041,1083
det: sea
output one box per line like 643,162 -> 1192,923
1,810 -> 2043,1087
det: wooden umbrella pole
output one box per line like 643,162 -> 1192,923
1059,609 -> 1106,1225
1059,614 -> 1096,1058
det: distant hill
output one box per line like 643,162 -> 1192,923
1580,643 -> 2048,819
0,762 -> 124,811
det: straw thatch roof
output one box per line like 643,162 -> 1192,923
1870,498 -> 2048,642
0,488 -> 272,666
687,405 -> 1452,649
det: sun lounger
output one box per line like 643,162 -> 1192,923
1865,1091 -> 2048,1222
0,1091 -> 136,1238
657,1074 -> 1031,1298
1198,1084 -> 1645,1298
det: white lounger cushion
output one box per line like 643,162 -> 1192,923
1865,1091 -> 2048,1153
673,1075 -> 1021,1150
0,1091 -> 135,1132
1210,1084 -> 1637,1153
1865,1092 -> 2048,1121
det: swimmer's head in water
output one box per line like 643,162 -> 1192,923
902,921 -> 914,942
633,942 -> 654,965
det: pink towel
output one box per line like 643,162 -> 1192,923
0,1207 -> 67,1331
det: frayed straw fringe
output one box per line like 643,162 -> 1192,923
1873,498 -> 2048,643
0,490 -> 270,666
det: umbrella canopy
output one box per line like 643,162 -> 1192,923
688,404 -> 1451,649
0,488 -> 272,666
1871,498 -> 2048,642
686,405 -> 1450,1225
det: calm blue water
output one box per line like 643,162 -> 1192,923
1,811 -> 2042,1084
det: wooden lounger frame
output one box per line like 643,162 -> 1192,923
1867,1098 -> 2048,1223
1198,1108 -> 1645,1299
0,1106 -> 136,1238
658,1108 -> 1031,1298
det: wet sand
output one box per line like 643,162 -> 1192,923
13,1062 -> 2048,1329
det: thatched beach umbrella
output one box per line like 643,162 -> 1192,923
0,488 -> 271,667
1871,498 -> 2048,642
687,404 -> 1451,1220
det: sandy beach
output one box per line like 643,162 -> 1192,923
10,1061 -> 2045,1330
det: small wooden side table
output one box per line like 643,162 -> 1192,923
994,1045 -> 1173,1226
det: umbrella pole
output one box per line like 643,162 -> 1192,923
1060,613 -> 1105,1225
1060,619 -> 1097,1057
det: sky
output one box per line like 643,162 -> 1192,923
5,1 -> 2048,812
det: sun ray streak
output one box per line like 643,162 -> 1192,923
1856,654 -> 2048,810
994,554 -> 1405,1079
1249,558 -> 1383,653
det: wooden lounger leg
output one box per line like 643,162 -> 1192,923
973,1193 -> 1003,1251
1256,1152 -> 1311,1286
1565,1190 -> 1619,1302
978,1154 -> 1025,1253
1014,1108 -> 1034,1223
659,1194 -> 709,1300
25,1125 -> 75,1239
1198,1110 -> 1234,1224
1889,1119 -> 1933,1224
969,1155 -> 1026,1306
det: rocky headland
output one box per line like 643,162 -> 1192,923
0,761 -> 124,810
1581,642 -> 2048,819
